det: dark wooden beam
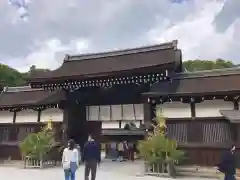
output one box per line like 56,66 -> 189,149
13,111 -> 16,124
37,110 -> 41,123
190,102 -> 196,118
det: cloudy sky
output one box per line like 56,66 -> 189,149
1,0 -> 239,72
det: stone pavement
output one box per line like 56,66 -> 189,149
0,161 -> 217,180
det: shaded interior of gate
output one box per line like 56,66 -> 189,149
64,85 -> 148,149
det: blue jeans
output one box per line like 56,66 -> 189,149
224,174 -> 236,180
64,162 -> 78,180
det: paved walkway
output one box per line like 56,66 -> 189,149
0,161 -> 217,180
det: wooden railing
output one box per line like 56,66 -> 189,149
23,156 -> 59,169
144,162 -> 176,178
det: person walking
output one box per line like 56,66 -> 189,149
62,139 -> 79,180
118,142 -> 124,162
83,135 -> 101,180
218,145 -> 236,180
128,141 -> 134,161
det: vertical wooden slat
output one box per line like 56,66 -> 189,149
166,122 -> 187,143
203,122 -> 231,144
187,121 -> 203,143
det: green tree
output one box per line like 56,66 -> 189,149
0,64 -> 51,87
138,108 -> 184,177
0,64 -> 25,86
183,59 -> 236,72
20,125 -> 56,160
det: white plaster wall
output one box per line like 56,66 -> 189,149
195,100 -> 234,117
101,121 -> 119,129
0,111 -> 14,123
87,106 -> 99,121
122,104 -> 135,120
40,108 -> 63,122
157,102 -> 191,118
99,105 -> 110,121
87,104 -> 144,121
134,104 -> 144,120
111,105 -> 122,120
15,110 -> 38,123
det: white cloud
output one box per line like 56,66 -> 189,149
148,0 -> 236,61
0,0 -> 240,71
17,38 -> 89,72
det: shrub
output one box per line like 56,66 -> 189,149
138,107 -> 185,167
20,125 -> 56,160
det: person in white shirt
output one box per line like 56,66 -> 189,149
62,139 -> 79,180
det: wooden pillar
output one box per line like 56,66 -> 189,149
143,103 -> 151,124
13,111 -> 16,123
190,102 -> 196,118
62,107 -> 69,145
143,102 -> 156,127
37,110 -> 41,123
232,100 -> 239,144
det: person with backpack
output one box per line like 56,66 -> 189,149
62,139 -> 79,180
217,145 -> 236,180
83,135 -> 101,180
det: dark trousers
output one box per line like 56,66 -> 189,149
85,161 -> 97,180
224,174 -> 236,180
128,148 -> 134,161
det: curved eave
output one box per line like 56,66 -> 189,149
143,90 -> 240,98
30,62 -> 175,84
29,41 -> 181,84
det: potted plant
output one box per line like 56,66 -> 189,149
20,125 -> 56,168
138,107 -> 185,177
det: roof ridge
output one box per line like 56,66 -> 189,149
173,67 -> 240,80
64,40 -> 178,62
181,67 -> 240,74
5,86 -> 43,93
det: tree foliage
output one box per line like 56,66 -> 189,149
0,64 -> 26,86
0,59 -> 237,87
0,64 -> 50,87
19,125 -> 56,160
138,108 -> 184,165
183,59 -> 236,72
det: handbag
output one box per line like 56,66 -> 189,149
63,161 -> 70,170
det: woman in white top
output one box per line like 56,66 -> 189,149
62,139 -> 79,180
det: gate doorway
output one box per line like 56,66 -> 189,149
67,105 -> 102,150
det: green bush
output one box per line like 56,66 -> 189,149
20,126 -> 56,160
138,107 -> 185,165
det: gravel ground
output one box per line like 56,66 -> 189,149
0,161 -> 217,180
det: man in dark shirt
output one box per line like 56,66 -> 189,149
218,145 -> 236,180
83,135 -> 101,180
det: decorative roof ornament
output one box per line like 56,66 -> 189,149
155,106 -> 166,135
47,118 -> 53,130
64,54 -> 70,61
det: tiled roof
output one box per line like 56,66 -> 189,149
145,68 -> 240,96
29,40 -> 181,82
0,86 -> 64,108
